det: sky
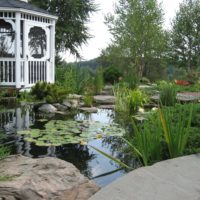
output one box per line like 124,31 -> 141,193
64,0 -> 183,62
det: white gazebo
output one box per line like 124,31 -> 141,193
0,0 -> 58,88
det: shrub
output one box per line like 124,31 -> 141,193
104,66 -> 122,84
31,82 -> 49,100
31,82 -> 67,103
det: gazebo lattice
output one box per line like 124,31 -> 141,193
0,0 -> 57,88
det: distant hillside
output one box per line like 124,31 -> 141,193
72,58 -> 100,69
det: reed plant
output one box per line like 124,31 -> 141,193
159,83 -> 177,106
159,104 -> 193,158
128,117 -> 162,166
90,104 -> 194,168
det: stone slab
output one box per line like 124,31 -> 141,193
89,154 -> 200,200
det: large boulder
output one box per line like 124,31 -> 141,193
0,155 -> 100,200
38,104 -> 57,113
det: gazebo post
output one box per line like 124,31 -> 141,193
24,20 -> 29,88
50,20 -> 56,83
15,12 -> 21,89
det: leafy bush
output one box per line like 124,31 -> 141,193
31,82 -> 66,103
103,66 -> 122,84
31,82 -> 49,100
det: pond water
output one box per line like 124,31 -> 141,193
0,105 -> 139,187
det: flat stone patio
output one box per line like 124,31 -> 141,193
89,154 -> 200,200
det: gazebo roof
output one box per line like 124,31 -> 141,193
0,0 -> 56,17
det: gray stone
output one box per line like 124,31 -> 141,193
93,96 -> 115,105
53,103 -> 69,111
98,105 -> 115,110
62,100 -> 72,108
38,104 -> 57,113
68,94 -> 83,100
0,155 -> 100,200
70,99 -> 79,109
177,93 -> 199,102
79,107 -> 98,113
89,154 -> 200,200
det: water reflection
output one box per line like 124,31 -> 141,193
0,106 -> 138,187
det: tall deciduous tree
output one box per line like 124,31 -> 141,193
104,0 -> 167,77
29,0 -> 96,58
170,0 -> 200,70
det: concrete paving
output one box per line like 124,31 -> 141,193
89,154 -> 200,200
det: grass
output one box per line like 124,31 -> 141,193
159,83 -> 177,106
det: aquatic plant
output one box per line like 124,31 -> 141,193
17,120 -> 126,147
113,84 -> 148,114
160,104 -> 193,158
126,117 -> 162,166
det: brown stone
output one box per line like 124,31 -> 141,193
0,155 -> 100,200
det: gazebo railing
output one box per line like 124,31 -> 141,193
28,61 -> 47,85
0,59 -> 48,87
0,59 -> 16,86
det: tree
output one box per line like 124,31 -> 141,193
29,0 -> 96,58
104,0 -> 167,78
170,0 -> 200,70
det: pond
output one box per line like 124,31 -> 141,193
0,105 -> 139,187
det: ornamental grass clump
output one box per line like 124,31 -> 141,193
159,83 -> 177,106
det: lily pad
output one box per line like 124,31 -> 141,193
17,119 -> 126,147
